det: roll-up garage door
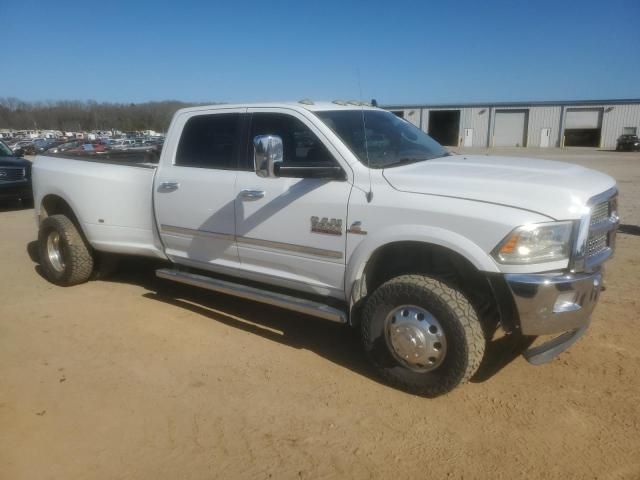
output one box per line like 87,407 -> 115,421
493,110 -> 528,147
565,109 -> 602,129
564,108 -> 602,147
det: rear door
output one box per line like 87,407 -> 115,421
234,108 -> 352,297
154,108 -> 246,270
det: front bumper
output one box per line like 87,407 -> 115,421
0,181 -> 32,200
505,270 -> 603,336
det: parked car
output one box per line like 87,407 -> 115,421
32,102 -> 618,397
66,143 -> 107,155
0,140 -> 32,203
9,140 -> 36,156
46,140 -> 83,154
108,139 -> 137,150
616,134 -> 640,151
33,138 -> 65,153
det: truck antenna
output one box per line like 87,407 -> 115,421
357,68 -> 373,203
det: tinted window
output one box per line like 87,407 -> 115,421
250,113 -> 334,166
0,141 -> 13,157
176,113 -> 240,169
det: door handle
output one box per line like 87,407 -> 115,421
239,189 -> 265,201
159,181 -> 180,192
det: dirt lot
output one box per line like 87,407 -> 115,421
1,149 -> 639,479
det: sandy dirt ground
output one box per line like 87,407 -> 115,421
1,149 -> 639,479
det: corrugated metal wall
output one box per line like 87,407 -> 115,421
601,104 -> 640,148
461,108 -> 490,147
397,102 -> 640,149
528,106 -> 562,147
418,108 -> 489,147
399,109 -> 421,128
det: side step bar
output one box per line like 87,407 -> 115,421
156,268 -> 348,324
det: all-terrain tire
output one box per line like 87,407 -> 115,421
361,274 -> 485,397
38,214 -> 94,286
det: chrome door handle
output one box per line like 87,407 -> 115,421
159,181 -> 180,191
239,189 -> 265,200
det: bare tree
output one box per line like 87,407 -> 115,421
0,98 -> 217,132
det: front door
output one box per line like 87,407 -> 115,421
540,128 -> 551,147
154,108 -> 245,270
234,109 -> 351,297
463,128 -> 473,147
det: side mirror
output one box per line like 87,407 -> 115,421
254,135 -> 283,178
13,148 -> 24,157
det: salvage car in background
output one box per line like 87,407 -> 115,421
0,140 -> 32,203
8,140 -> 36,156
616,134 -> 640,152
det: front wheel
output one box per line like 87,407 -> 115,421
361,274 -> 485,397
38,214 -> 94,286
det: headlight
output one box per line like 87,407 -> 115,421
492,221 -> 574,265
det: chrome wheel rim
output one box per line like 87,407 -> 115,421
385,305 -> 447,372
46,231 -> 65,273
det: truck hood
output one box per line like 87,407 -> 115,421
382,155 -> 616,220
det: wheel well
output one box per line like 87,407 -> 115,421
40,195 -> 86,240
358,241 -> 515,336
41,195 -> 75,221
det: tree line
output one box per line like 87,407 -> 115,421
0,98 -> 215,133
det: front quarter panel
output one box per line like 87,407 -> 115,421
344,179 -> 553,298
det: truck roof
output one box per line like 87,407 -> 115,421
174,101 -> 381,116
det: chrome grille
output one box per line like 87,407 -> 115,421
578,189 -> 618,270
0,167 -> 26,181
586,232 -> 608,257
590,201 -> 609,226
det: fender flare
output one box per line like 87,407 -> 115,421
38,189 -> 89,238
345,224 -> 499,312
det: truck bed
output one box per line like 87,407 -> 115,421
33,154 -> 166,259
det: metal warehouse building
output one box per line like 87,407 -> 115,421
383,99 -> 640,149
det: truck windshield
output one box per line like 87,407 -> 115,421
315,110 -> 449,168
0,141 -> 14,157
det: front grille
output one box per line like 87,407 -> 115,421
582,191 -> 618,269
586,232 -> 608,257
590,201 -> 609,226
0,167 -> 26,181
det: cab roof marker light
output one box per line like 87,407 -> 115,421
298,99 -> 314,105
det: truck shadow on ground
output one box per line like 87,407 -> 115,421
26,241 -> 531,391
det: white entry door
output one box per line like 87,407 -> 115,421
540,128 -> 551,148
463,128 -> 473,147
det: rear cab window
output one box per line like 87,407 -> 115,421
175,113 -> 243,169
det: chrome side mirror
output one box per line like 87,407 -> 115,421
254,135 -> 283,178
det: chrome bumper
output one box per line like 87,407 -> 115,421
505,271 -> 603,336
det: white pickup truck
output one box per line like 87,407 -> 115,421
32,101 -> 619,396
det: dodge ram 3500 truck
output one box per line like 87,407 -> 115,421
32,101 -> 619,396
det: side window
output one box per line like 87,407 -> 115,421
250,113 -> 334,166
176,113 -> 240,169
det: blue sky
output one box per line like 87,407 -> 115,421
1,0 -> 639,104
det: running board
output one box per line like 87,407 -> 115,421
156,269 -> 347,324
